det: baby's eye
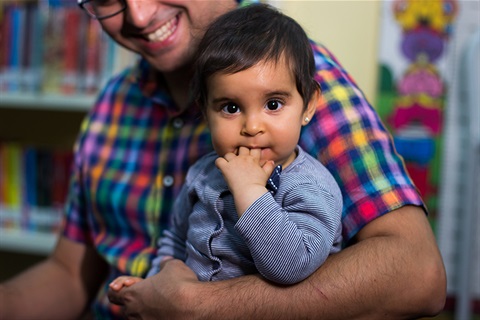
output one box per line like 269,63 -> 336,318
222,103 -> 240,114
265,100 -> 283,111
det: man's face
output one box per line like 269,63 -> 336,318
98,0 -> 237,73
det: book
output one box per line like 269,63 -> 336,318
22,3 -> 42,93
0,143 -> 23,229
0,1 -> 116,97
51,149 -> 73,207
61,7 -> 81,94
0,3 -> 11,91
0,144 -> 7,206
41,6 -> 65,94
23,146 -> 37,208
4,4 -> 25,92
35,148 -> 53,208
82,18 -> 103,94
4,143 -> 23,209
0,144 -> 68,233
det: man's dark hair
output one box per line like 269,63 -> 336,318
191,3 -> 320,111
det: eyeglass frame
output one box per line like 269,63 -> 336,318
77,0 -> 127,20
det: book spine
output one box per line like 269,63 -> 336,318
7,144 -> 23,209
51,150 -> 72,207
0,4 -> 11,92
5,4 -> 25,92
0,144 -> 6,208
61,7 -> 81,94
0,144 -> 23,229
22,3 -> 42,93
24,147 -> 37,208
83,18 -> 102,94
41,5 -> 64,94
100,33 -> 116,88
35,149 -> 53,208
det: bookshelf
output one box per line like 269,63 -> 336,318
0,93 -> 95,111
0,228 -> 57,255
0,1 -> 136,256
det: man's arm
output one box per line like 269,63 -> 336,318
109,205 -> 446,319
0,236 -> 108,320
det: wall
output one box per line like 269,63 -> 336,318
273,0 -> 381,104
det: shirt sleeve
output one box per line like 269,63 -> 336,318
299,42 -> 425,242
234,177 -> 342,285
62,112 -> 95,245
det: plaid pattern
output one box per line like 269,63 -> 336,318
62,43 -> 423,318
300,41 -> 424,241
63,59 -> 213,317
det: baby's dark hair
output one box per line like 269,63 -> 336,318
191,3 -> 319,112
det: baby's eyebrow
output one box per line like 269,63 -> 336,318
210,96 -> 233,105
208,89 -> 292,106
265,90 -> 291,99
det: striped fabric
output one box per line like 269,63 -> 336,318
62,42 -> 423,318
149,147 -> 343,285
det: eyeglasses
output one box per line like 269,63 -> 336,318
78,0 -> 126,20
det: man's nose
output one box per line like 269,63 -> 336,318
123,0 -> 156,28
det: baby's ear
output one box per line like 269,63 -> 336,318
303,87 -> 320,125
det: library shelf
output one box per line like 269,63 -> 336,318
0,1 -> 136,258
0,93 -> 95,112
0,228 -> 58,255
0,204 -> 63,255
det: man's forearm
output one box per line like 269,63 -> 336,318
182,206 -> 446,319
0,237 -> 108,320
0,258 -> 87,319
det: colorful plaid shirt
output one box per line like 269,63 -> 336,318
63,42 -> 424,318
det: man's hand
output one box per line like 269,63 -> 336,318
108,259 -> 199,320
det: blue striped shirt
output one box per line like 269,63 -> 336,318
148,147 -> 343,285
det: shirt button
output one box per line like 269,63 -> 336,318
172,118 -> 184,129
163,175 -> 174,187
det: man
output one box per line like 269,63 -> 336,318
0,0 -> 446,319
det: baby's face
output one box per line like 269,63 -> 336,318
205,58 -> 312,168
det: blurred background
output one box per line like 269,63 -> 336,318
0,0 -> 478,318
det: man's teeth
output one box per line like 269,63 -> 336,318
147,19 -> 177,42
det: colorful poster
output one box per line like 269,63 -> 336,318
376,0 -> 458,227
378,1 -> 480,316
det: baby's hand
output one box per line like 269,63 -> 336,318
216,147 -> 274,192
215,147 -> 275,216
109,276 -> 143,292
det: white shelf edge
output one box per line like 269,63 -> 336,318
0,93 -> 95,112
0,228 -> 58,255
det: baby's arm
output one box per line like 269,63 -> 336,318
217,147 -> 342,284
236,180 -> 342,285
109,276 -> 143,292
215,147 -> 274,216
